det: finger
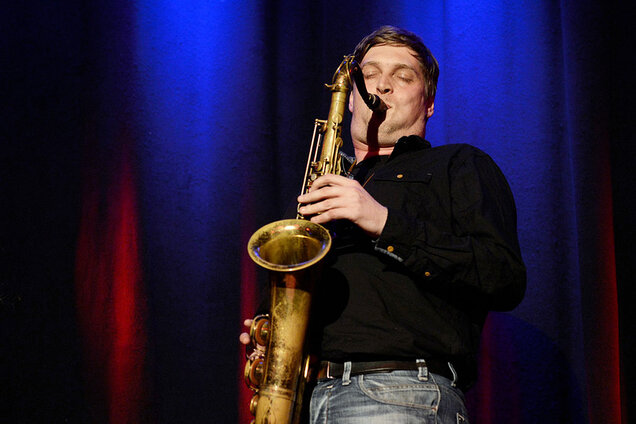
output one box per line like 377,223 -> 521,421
243,319 -> 253,328
239,332 -> 251,345
309,208 -> 353,225
298,186 -> 340,206
309,174 -> 354,191
309,210 -> 334,224
299,200 -> 331,217
300,190 -> 353,217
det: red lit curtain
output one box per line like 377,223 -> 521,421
7,1 -> 631,423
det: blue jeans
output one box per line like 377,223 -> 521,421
309,362 -> 469,424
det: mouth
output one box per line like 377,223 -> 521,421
377,98 -> 391,110
373,99 -> 390,112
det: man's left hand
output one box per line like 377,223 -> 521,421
297,174 -> 388,238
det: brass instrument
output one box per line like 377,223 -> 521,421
244,55 -> 386,424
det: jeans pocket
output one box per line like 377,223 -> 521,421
358,371 -> 440,410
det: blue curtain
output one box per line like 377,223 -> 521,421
4,1 -> 634,422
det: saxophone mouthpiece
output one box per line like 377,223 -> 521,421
367,94 -> 388,112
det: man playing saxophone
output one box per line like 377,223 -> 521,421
241,25 -> 526,424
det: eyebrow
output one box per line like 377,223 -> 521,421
361,61 -> 420,75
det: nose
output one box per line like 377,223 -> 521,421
375,74 -> 392,94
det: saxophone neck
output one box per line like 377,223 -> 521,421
297,55 -> 386,220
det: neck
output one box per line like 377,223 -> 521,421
351,123 -> 427,163
352,140 -> 395,163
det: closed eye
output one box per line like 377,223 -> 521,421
363,71 -> 378,79
395,71 -> 416,82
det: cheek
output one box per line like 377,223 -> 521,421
350,92 -> 364,114
351,96 -> 372,121
407,94 -> 428,116
404,85 -> 427,106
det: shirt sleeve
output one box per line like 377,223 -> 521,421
374,147 -> 526,311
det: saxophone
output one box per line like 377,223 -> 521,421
244,55 -> 386,424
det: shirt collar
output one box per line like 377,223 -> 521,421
389,135 -> 431,160
349,135 -> 431,170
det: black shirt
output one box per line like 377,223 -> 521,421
310,135 -> 527,386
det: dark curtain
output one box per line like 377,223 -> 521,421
3,1 -> 634,423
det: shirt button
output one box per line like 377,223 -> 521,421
387,245 -> 395,252
424,271 -> 431,277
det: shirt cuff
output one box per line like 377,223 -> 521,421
373,207 -> 422,263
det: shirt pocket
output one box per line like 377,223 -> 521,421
371,168 -> 434,212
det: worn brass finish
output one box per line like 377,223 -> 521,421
245,55 -> 383,424
246,220 -> 331,423
298,56 -> 358,218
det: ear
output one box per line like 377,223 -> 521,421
426,100 -> 435,118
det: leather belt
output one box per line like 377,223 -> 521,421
316,359 -> 455,382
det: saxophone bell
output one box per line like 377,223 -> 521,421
246,220 -> 331,424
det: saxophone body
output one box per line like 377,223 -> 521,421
244,55 -> 385,424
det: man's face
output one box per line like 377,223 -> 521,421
349,44 -> 434,148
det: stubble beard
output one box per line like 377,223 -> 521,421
364,111 -> 415,148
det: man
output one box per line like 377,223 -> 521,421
242,25 -> 526,423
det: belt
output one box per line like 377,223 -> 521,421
316,359 -> 455,382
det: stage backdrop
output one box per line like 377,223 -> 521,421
4,1 -> 634,423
